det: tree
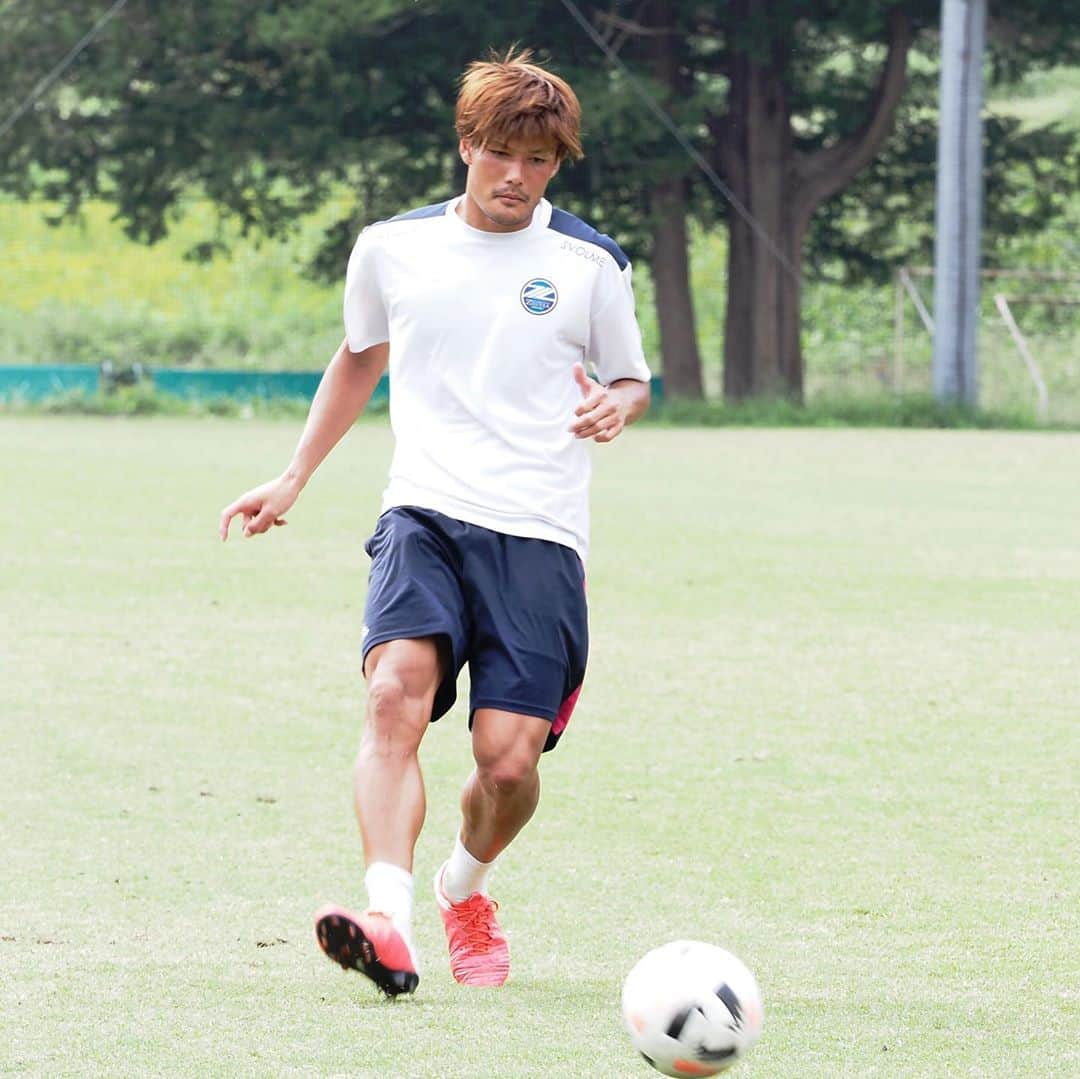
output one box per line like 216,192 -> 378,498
0,0 -> 715,388
0,2 -> 462,240
711,4 -> 919,398
2,1 -> 1078,399
809,4 -> 1080,282
561,0 -> 1080,399
544,1 -> 923,399
644,0 -> 703,398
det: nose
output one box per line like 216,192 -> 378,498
504,155 -> 525,184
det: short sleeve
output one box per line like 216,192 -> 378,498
587,260 -> 652,386
343,228 -> 389,352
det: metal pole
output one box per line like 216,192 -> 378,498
932,0 -> 986,406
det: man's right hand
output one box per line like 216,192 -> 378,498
219,475 -> 302,540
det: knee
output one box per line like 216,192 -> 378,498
476,750 -> 538,796
366,672 -> 408,727
362,674 -> 423,756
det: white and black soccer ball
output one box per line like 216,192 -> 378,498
621,940 -> 763,1077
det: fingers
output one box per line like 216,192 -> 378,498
570,396 -> 624,442
244,505 -> 282,537
575,414 -> 624,442
593,417 -> 625,443
219,500 -> 245,541
220,498 -> 264,540
572,362 -> 593,398
569,364 -> 628,442
220,477 -> 297,541
220,495 -> 285,540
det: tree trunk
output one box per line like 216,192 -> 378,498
651,175 -> 704,398
648,0 -> 703,399
717,5 -> 912,401
721,22 -> 804,400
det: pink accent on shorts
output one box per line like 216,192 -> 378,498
551,683 -> 582,738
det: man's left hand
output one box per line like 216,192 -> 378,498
569,362 -> 627,444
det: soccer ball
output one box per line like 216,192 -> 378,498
621,940 -> 763,1077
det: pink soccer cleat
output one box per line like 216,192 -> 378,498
314,904 -> 418,997
433,864 -> 510,987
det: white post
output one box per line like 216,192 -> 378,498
901,267 -> 936,336
932,0 -> 986,406
994,295 -> 1049,421
894,270 -> 905,394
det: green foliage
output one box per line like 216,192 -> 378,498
646,392 -> 1052,430
985,2 -> 1080,83
809,80 -> 1080,282
0,197 -> 343,368
0,299 -> 333,370
2,2 -> 1078,399
991,64 -> 1080,131
0,1 -> 1001,268
5,381 -> 1062,431
0,384 -> 315,418
5,191 -> 1077,424
0,0 -> 458,239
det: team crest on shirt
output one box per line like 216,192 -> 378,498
520,278 -> 558,315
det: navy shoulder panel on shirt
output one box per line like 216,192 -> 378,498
547,207 -> 629,270
385,200 -> 451,223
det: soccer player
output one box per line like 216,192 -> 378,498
219,49 -> 651,996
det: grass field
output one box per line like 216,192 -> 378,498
2,418 -> 1079,1077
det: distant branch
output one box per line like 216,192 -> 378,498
793,8 -> 912,223
595,10 -> 678,37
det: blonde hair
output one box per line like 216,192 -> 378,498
455,48 -> 584,162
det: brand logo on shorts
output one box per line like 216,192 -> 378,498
520,278 -> 558,315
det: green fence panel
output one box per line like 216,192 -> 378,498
151,369 -> 324,400
0,364 -> 100,400
1,364 -> 657,405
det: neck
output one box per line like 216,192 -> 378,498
456,193 -> 536,234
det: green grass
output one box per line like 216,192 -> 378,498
2,417 -> 1078,1077
647,392 -> 1053,429
5,384 -> 1071,430
0,384 -> 319,419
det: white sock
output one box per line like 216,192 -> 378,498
364,861 -> 416,960
442,834 -> 494,903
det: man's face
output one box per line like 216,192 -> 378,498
458,136 -> 561,233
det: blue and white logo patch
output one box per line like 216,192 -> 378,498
520,278 -> 558,315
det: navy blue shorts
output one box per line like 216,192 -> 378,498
361,507 -> 588,752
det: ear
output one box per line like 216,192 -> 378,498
459,138 -> 473,166
550,157 -> 561,179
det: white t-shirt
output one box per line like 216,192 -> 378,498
343,195 -> 651,561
